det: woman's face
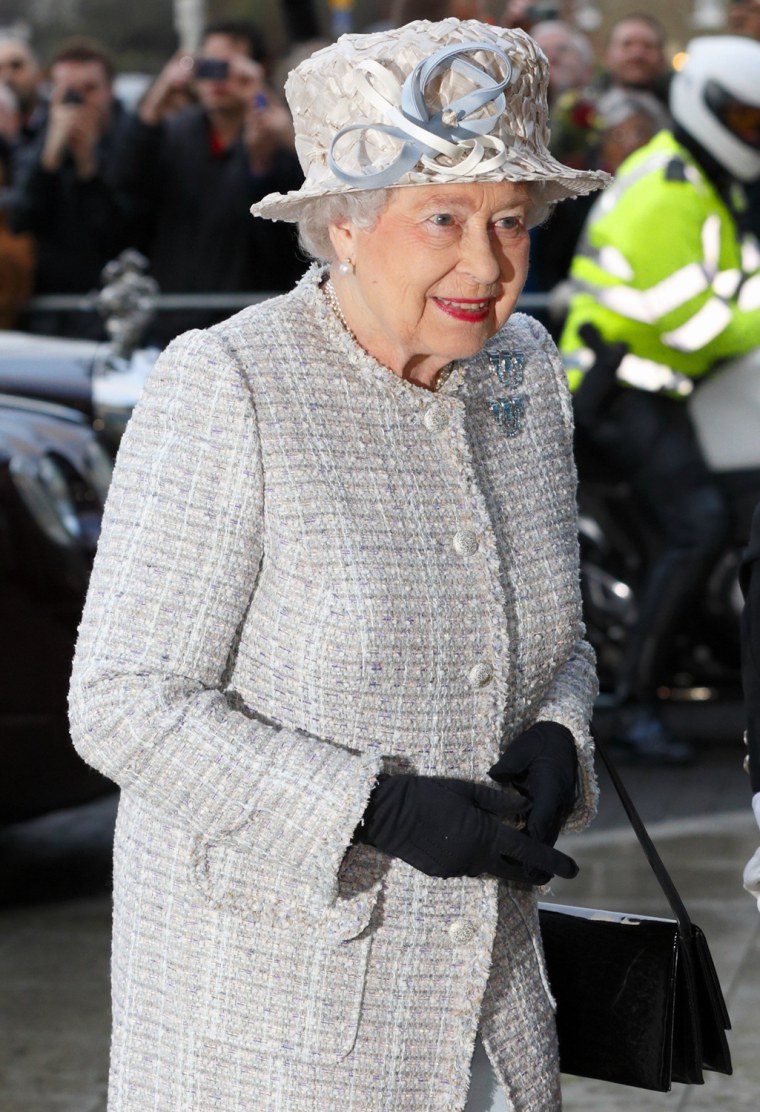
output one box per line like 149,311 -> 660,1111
329,181 -> 533,386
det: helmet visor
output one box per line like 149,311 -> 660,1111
704,79 -> 760,151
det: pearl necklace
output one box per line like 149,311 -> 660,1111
321,276 -> 456,393
322,276 -> 355,341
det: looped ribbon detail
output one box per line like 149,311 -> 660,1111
328,43 -> 514,189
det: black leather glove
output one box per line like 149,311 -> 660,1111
355,773 -> 578,885
489,722 -> 579,848
572,322 -> 628,429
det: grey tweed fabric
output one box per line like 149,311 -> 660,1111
69,265 -> 598,1112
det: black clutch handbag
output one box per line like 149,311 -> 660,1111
539,735 -> 733,1092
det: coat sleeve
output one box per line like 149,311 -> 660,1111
529,318 -> 599,831
68,328 -> 383,919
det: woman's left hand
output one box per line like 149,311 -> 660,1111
488,722 -> 579,847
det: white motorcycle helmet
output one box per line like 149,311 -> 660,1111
670,35 -> 760,182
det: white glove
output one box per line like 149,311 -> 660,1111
753,793 -> 760,833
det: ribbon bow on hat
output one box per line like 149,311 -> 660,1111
328,43 -> 515,189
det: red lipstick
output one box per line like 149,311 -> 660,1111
433,297 -> 493,322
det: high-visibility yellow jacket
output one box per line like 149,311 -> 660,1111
560,130 -> 760,397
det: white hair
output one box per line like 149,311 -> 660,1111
297,190 -> 392,263
297,182 -> 554,263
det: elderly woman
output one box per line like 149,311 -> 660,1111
69,19 -> 608,1112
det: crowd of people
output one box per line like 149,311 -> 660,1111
0,20 -> 307,341
0,4 -> 756,343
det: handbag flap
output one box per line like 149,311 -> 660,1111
672,925 -> 732,1080
539,904 -> 679,1092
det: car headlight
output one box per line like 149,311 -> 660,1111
9,453 -> 81,545
83,439 -> 113,503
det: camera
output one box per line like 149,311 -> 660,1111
194,58 -> 230,81
62,89 -> 84,105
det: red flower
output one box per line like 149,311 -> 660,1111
570,100 -> 596,129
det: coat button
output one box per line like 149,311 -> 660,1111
453,529 -> 479,556
423,404 -> 449,433
469,661 -> 494,687
449,918 -> 478,944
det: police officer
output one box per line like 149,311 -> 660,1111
560,36 -> 760,763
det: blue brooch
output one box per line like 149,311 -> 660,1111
488,351 -> 525,436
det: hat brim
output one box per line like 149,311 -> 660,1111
250,154 -> 609,222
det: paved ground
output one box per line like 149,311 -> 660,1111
1,797 -> 114,1112
2,717 -> 759,1111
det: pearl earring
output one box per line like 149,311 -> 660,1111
338,259 -> 354,276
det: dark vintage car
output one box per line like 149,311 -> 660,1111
1,391 -> 115,822
0,255 -> 160,822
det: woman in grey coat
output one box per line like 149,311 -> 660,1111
68,18 -> 609,1112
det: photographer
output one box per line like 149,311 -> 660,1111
11,37 -> 145,338
110,19 -> 305,345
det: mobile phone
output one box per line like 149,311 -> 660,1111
194,58 -> 229,81
527,3 -> 561,19
62,89 -> 84,105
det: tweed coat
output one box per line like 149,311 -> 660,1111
68,265 -> 598,1112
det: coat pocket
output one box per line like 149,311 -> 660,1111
191,830 -> 383,941
179,893 -> 373,1064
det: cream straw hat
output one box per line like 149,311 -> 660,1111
250,18 -> 609,223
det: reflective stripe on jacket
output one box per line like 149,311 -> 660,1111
560,130 -> 760,395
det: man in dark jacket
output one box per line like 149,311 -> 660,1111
110,19 -> 306,345
11,38 -> 144,338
